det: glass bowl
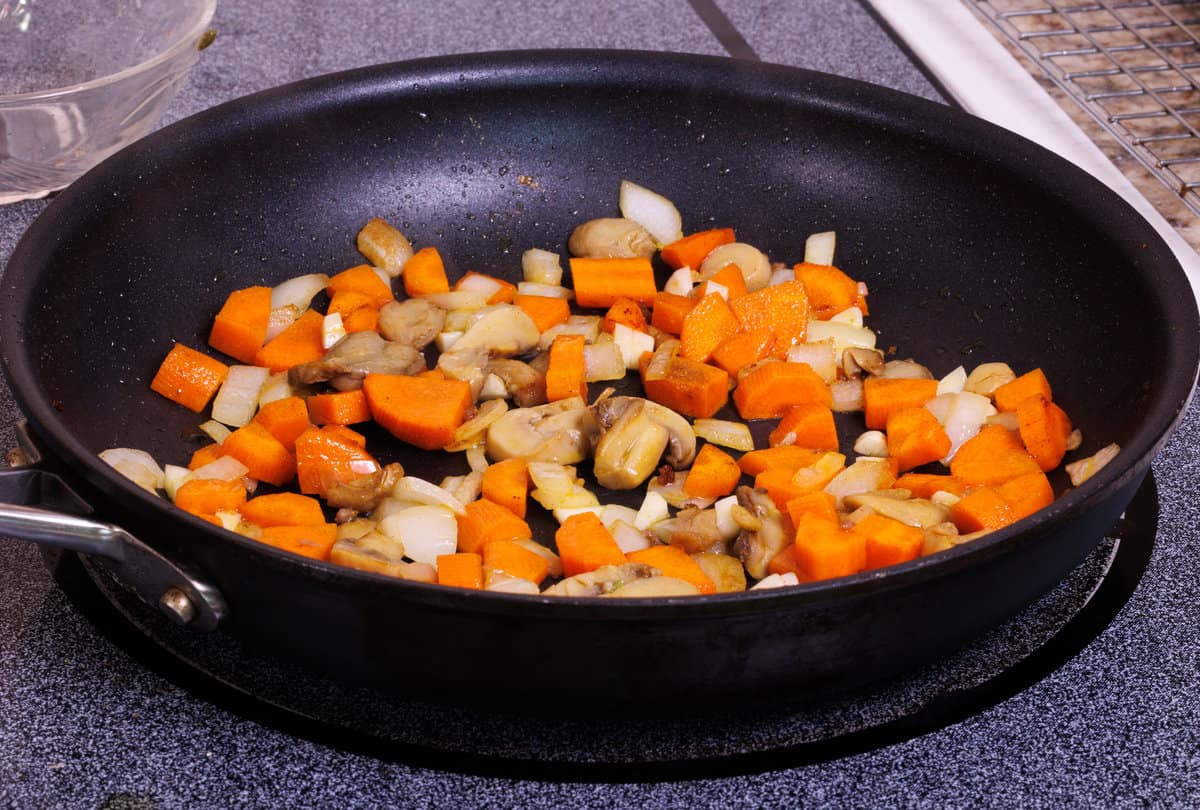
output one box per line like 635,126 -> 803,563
0,0 -> 217,204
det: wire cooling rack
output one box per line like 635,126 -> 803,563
968,0 -> 1200,215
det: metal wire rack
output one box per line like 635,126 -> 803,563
968,0 -> 1200,215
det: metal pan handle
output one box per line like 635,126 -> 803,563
0,424 -> 226,631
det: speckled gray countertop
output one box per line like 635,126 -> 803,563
2,1 -> 1199,807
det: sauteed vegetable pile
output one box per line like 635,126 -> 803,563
105,181 -> 1120,597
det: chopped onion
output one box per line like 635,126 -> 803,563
455,273 -> 505,299
600,504 -> 640,530
211,365 -> 270,427
806,319 -> 876,354
804,230 -> 836,265
831,378 -> 864,412
610,519 -> 654,553
713,495 -> 741,539
986,411 -> 1020,432
786,342 -> 837,384
693,418 -> 754,452
392,476 -> 466,515
751,572 -> 800,590
824,457 -> 893,509
188,454 -> 250,483
513,538 -> 563,578
648,472 -> 715,510
257,371 -> 296,407
100,448 -> 164,493
378,505 -> 458,566
421,290 -> 489,310
440,471 -> 483,504
435,331 -> 463,352
584,342 -> 627,382
446,399 -> 508,452
703,281 -> 729,301
643,339 -> 678,382
634,490 -> 670,531
466,446 -> 489,474
198,420 -> 231,445
767,267 -> 795,287
937,365 -> 967,395
554,505 -> 605,524
517,281 -> 573,299
478,373 -> 509,400
925,391 -> 996,463
618,179 -> 683,245
264,305 -> 299,342
528,462 -> 598,510
880,359 -> 933,379
486,572 -> 541,594
853,430 -> 889,457
522,248 -> 564,286
663,267 -> 695,296
162,464 -> 191,500
612,323 -> 655,370
271,273 -> 329,312
828,306 -> 864,327
1065,443 -> 1119,487
322,312 -> 347,350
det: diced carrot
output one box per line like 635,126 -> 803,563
554,512 -> 627,577
327,264 -> 394,308
679,293 -> 740,363
456,499 -> 534,555
323,424 -> 367,448
641,355 -> 729,418
785,490 -> 839,527
854,513 -> 924,570
208,286 -> 271,364
650,292 -> 697,335
253,396 -> 313,451
239,492 -> 325,527
737,446 -> 823,476
625,544 -> 716,594
455,271 -> 517,304
257,523 -> 338,561
173,477 -> 247,517
601,297 -> 648,334
767,544 -> 804,578
861,377 -> 938,430
306,389 -> 371,425
709,328 -> 775,377
769,403 -> 839,450
886,406 -> 952,472
698,263 -> 748,300
733,361 -> 831,419
483,539 -> 550,585
437,552 -> 484,590
293,426 -> 379,496
417,368 -> 445,381
188,443 -> 226,470
327,289 -> 375,319
893,473 -> 966,498
729,280 -> 810,355
794,262 -> 859,319
481,457 -> 529,519
254,309 -> 325,373
150,343 -> 229,413
1017,395 -> 1073,472
403,246 -> 451,297
793,513 -> 866,581
545,333 -> 587,402
682,444 -> 742,499
659,227 -> 735,270
997,469 -> 1054,521
950,486 -> 1013,533
993,368 -> 1053,413
950,424 -> 1043,487
221,422 -> 297,486
755,459 -> 841,511
342,305 -> 380,334
569,257 -> 658,308
515,293 -> 571,333
362,373 -> 472,450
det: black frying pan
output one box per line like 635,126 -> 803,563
2,51 -> 1197,704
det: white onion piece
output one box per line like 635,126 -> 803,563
554,505 -> 605,524
391,476 -> 466,515
600,504 -> 640,531
528,462 -> 598,511
786,342 -> 838,384
538,316 -> 602,351
439,471 -> 483,504
713,495 -> 741,540
485,572 -> 541,594
612,323 -> 654,370
767,267 -> 796,287
198,420 -> 231,445
271,273 -> 329,312
703,281 -> 729,301
618,179 -> 683,245
371,496 -> 416,522
986,411 -> 1020,432
522,248 -> 564,286
258,371 -> 296,407
421,290 -> 489,310
634,490 -> 670,531
804,230 -> 836,266
211,365 -> 270,427
466,446 -> 489,474
937,365 -> 968,395
322,312 -> 347,350
100,448 -> 165,493
663,267 -> 695,296
693,418 -> 754,452
264,305 -> 299,342
751,572 -> 800,590
162,464 -> 190,500
188,455 -> 250,483
435,331 -> 463,352
610,519 -> 654,554
853,430 -> 889,458
830,378 -> 864,412
648,472 -> 715,510
456,273 -> 505,299
827,306 -> 864,328
584,342 -> 627,382
371,266 -> 393,290
478,373 -> 509,400
806,320 -> 876,354
1065,443 -> 1119,487
925,391 -> 996,463
517,281 -> 573,299
824,458 -> 895,509
379,505 -> 458,566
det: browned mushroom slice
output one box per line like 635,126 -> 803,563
377,298 -> 446,350
733,485 -> 789,580
666,507 -> 727,554
288,332 -> 425,390
591,396 -> 696,490
324,463 -> 405,513
485,358 -> 548,407
567,217 -> 656,258
543,562 -> 660,596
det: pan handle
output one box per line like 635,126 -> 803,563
0,424 -> 227,631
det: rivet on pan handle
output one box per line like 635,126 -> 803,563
0,426 -> 227,631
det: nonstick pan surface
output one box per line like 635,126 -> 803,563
3,51 -> 1197,703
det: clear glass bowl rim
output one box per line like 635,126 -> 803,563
0,0 -> 218,103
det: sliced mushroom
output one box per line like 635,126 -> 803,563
733,485 -> 789,580
485,358 -> 548,407
329,529 -> 434,581
289,332 -> 424,390
964,362 -> 1017,397
324,462 -> 406,513
878,359 -> 934,379
842,491 -> 950,529
436,346 -> 489,399
567,218 -> 656,258
591,396 -> 696,490
606,576 -> 701,597
843,346 -> 885,378
377,298 -> 446,349
666,507 -> 728,554
485,397 -> 598,465
449,304 -> 540,356
544,562 -> 659,596
692,551 -> 747,593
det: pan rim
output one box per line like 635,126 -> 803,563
3,49 -> 1197,616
